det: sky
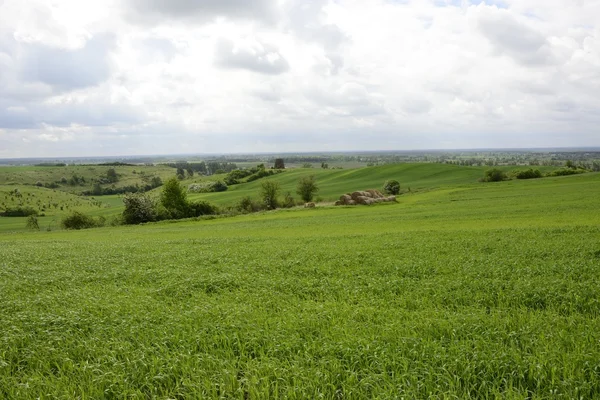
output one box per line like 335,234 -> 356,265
0,0 -> 599,158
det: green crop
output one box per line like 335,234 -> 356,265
0,170 -> 599,398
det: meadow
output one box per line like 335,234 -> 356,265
1,169 -> 599,398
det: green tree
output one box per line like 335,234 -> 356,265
160,177 -> 189,218
296,175 -> 319,202
150,176 -> 163,188
61,211 -> 98,230
260,180 -> 280,210
122,193 -> 157,225
106,168 -> 118,183
383,180 -> 400,195
483,168 -> 507,182
26,215 -> 39,230
92,182 -> 103,196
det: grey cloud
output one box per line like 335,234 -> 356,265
306,83 -> 387,117
0,104 -> 36,129
19,35 -> 113,91
284,1 -> 347,75
138,37 -> 178,63
0,98 -> 144,130
215,38 -> 289,75
252,89 -> 281,102
476,8 -> 554,66
127,0 -> 276,24
402,98 -> 432,114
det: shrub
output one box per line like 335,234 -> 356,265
236,196 -> 264,213
297,176 -> 319,203
260,180 -> 280,210
122,193 -> 157,225
547,168 -> 585,177
26,215 -> 40,230
188,181 -> 228,193
211,181 -> 228,192
160,177 -> 189,219
482,169 -> 507,182
0,206 -> 38,217
61,212 -> 98,230
282,192 -> 296,208
513,169 -> 542,179
188,201 -> 218,217
383,180 -> 401,195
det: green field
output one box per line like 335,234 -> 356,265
187,163 -> 493,206
1,168 -> 599,398
0,164 -> 175,194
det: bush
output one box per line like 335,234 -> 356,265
236,196 -> 264,213
547,168 -> 586,177
0,206 -> 38,217
260,180 -> 280,210
160,177 -> 189,219
26,215 -> 39,230
188,181 -> 228,193
282,192 -> 296,208
513,169 -> 542,179
188,201 -> 218,217
482,169 -> 507,182
297,176 -> 319,202
61,212 -> 99,230
383,180 -> 400,195
212,181 -> 228,192
122,193 -> 157,225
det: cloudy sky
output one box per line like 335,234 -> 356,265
0,0 -> 599,157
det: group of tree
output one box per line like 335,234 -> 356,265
224,164 -> 282,185
187,181 -> 228,193
165,161 -> 239,176
121,177 -> 216,225
83,176 -> 162,196
483,166 -> 587,182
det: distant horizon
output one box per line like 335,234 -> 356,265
2,146 -> 600,164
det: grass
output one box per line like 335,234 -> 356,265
188,163 -> 492,206
1,171 -> 600,398
0,164 -> 176,194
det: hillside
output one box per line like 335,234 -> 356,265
187,163 -> 491,206
1,172 -> 599,397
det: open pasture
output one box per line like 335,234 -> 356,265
1,172 -> 599,398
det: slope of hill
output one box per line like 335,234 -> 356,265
188,163 -> 490,206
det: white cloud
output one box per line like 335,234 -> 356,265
0,0 -> 599,157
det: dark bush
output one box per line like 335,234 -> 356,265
0,206 -> 38,217
211,181 -> 228,192
61,211 -> 99,230
383,180 -> 401,195
482,169 -> 507,182
547,168 -> 586,177
188,201 -> 218,217
513,169 -> 542,179
236,196 -> 264,213
282,192 -> 296,208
